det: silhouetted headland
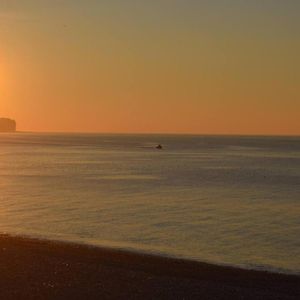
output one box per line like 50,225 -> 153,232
0,118 -> 16,132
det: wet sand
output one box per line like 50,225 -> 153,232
0,234 -> 299,299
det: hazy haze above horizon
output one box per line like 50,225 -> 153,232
1,0 -> 299,134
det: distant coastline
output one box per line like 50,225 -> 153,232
0,118 -> 16,132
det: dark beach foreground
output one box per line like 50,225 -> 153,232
0,234 -> 299,300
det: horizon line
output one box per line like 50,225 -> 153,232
12,130 -> 300,137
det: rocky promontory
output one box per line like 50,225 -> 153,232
0,118 -> 16,132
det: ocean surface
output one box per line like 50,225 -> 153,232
0,133 -> 299,274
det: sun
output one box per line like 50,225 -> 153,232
0,52 -> 12,94
0,55 -> 7,86
0,55 -> 15,116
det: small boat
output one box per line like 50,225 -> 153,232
156,144 -> 163,149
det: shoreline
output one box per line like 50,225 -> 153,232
1,233 -> 299,276
0,234 -> 299,299
2,232 -> 298,276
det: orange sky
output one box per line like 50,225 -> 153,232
1,1 -> 299,135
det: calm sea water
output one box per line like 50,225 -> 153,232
0,133 -> 299,274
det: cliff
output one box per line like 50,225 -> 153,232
0,118 -> 16,132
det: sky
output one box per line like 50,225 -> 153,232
0,0 -> 299,134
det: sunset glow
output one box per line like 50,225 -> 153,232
1,1 -> 299,134
0,3 -> 300,297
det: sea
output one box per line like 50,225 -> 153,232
0,133 -> 299,274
